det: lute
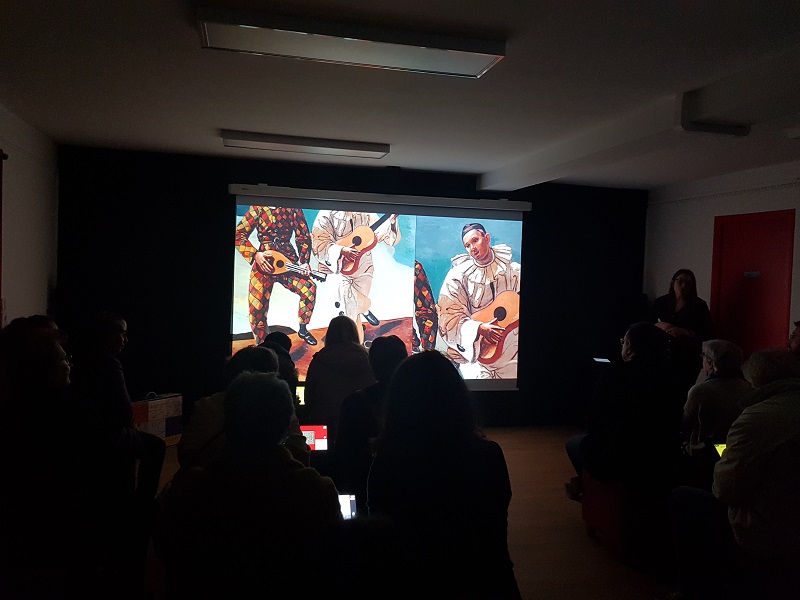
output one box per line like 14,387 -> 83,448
263,250 -> 327,282
470,290 -> 520,365
336,213 -> 398,275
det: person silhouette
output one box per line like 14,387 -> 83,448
367,350 -> 522,599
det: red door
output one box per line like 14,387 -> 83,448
710,209 -> 795,358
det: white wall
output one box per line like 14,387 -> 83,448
645,159 -> 800,335
0,103 -> 58,325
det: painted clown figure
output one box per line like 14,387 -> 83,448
235,205 -> 318,345
437,222 -> 520,379
310,210 -> 400,331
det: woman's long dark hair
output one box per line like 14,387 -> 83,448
667,269 -> 698,302
379,350 -> 481,453
324,315 -> 360,346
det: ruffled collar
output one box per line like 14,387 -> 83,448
451,244 -> 513,285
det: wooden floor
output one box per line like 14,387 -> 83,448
156,427 -> 666,600
489,427 -> 663,600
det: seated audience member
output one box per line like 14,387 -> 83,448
69,311 -> 167,598
0,316 -> 99,598
333,334 -> 408,513
160,372 -> 342,599
680,339 -> 752,489
304,315 -> 375,446
788,320 -> 800,356
70,311 -> 166,503
181,345 -> 273,466
178,345 -> 309,470
565,322 -> 683,500
651,269 -> 714,394
668,348 -> 800,600
367,351 -> 521,599
259,330 -> 300,394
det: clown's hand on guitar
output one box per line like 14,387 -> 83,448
478,321 -> 505,345
296,263 -> 311,277
254,251 -> 276,274
341,246 -> 361,261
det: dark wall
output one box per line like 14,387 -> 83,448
55,146 -> 648,426
510,183 -> 649,425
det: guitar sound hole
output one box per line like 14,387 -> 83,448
494,307 -> 507,321
276,260 -> 285,268
352,236 -> 362,246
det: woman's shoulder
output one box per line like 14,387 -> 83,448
313,342 -> 368,359
475,436 -> 503,454
465,437 -> 508,468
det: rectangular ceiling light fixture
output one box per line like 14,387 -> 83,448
197,6 -> 505,78
221,130 -> 390,159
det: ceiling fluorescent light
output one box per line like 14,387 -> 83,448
221,130 -> 390,159
197,6 -> 505,78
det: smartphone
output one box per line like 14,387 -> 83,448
338,494 -> 357,520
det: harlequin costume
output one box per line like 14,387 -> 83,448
235,206 -> 317,345
412,260 -> 438,352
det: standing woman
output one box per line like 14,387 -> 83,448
303,315 -> 375,448
652,269 -> 713,393
367,350 -> 521,599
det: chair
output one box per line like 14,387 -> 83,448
581,470 -> 672,568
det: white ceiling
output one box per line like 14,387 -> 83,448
1,0 -> 799,192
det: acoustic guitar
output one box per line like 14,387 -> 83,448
337,213 -> 398,275
263,250 -> 327,282
470,290 -> 520,365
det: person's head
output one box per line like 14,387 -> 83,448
325,315 -> 360,346
789,321 -> 800,354
620,322 -> 669,364
262,331 -> 292,353
257,339 -> 298,393
88,311 -> 128,355
461,223 -> 493,265
22,314 -> 62,340
368,335 -> 408,383
382,350 -> 479,447
223,372 -> 295,454
742,348 -> 800,389
0,315 -> 71,394
222,345 -> 279,386
701,339 -> 744,376
668,269 -> 698,301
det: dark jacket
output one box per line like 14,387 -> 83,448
304,342 -> 375,443
367,437 -> 521,599
581,359 -> 684,484
333,381 -> 387,512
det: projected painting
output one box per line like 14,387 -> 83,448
232,205 -> 522,381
